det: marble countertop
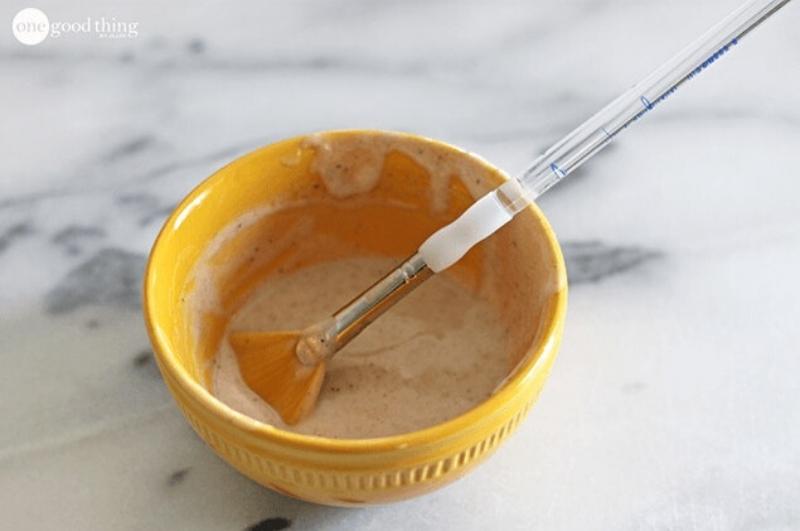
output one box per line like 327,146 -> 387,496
2,0 -> 799,529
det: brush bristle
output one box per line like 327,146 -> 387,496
229,331 -> 325,425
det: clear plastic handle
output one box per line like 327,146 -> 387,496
420,0 -> 791,272
496,0 -> 792,213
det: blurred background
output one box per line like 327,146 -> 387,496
1,1 -> 798,529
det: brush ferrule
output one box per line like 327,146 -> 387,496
295,253 -> 432,364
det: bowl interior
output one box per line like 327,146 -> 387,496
145,130 -> 564,441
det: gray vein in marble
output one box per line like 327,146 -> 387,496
246,517 -> 293,531
2,47 -> 444,78
0,190 -> 69,210
0,140 -> 254,212
132,349 -> 160,378
117,192 -> 177,226
102,135 -> 157,164
51,225 -> 106,255
187,38 -> 206,55
139,204 -> 177,226
562,240 -> 661,284
116,192 -> 160,208
45,247 -> 146,314
130,142 -> 258,185
166,467 -> 191,487
0,221 -> 34,255
304,0 -> 421,22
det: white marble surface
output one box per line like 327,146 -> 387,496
2,0 -> 799,529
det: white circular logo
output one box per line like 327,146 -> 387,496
12,8 -> 50,45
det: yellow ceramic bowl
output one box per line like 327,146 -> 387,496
144,130 -> 567,506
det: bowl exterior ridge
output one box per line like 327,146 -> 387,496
158,326 -> 561,505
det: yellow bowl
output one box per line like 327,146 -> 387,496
143,130 -> 567,506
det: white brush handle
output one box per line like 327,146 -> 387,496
419,190 -> 513,273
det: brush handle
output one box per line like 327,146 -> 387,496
295,253 -> 432,364
295,0 -> 791,364
420,0 -> 791,272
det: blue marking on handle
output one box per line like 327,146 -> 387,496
687,37 -> 738,80
621,37 -> 739,132
549,162 -> 566,178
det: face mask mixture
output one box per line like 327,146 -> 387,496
212,255 -> 511,439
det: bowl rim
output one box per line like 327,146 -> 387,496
143,128 -> 568,454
